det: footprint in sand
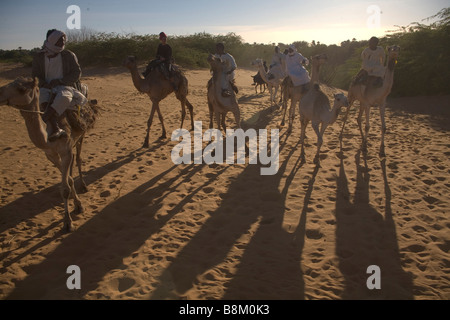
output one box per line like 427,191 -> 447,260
118,277 -> 136,293
203,186 -> 215,194
306,228 -> 324,240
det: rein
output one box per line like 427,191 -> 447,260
19,109 -> 44,114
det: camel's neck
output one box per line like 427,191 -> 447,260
212,70 -> 235,106
258,63 -> 270,82
382,57 -> 396,95
329,104 -> 342,124
21,95 -> 49,150
310,63 -> 321,83
129,65 -> 149,93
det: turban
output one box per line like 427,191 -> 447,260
43,30 -> 66,56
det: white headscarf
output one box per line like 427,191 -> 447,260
288,44 -> 297,56
43,30 -> 66,56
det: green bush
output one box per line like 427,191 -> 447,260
1,8 -> 447,97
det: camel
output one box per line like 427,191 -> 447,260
0,77 -> 99,232
207,54 -> 241,130
298,87 -> 349,164
251,58 -> 284,107
123,56 -> 195,148
251,71 -> 267,94
340,45 -> 400,157
281,53 -> 328,129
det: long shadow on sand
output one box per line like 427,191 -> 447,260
4,155 -> 232,298
149,105 -> 317,299
335,150 -> 413,299
0,140 -> 167,236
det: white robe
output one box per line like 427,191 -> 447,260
269,52 -> 286,79
285,52 -> 310,86
361,46 -> 385,78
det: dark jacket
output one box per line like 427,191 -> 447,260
32,50 -> 82,89
156,44 -> 173,62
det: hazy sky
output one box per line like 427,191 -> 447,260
0,0 -> 447,50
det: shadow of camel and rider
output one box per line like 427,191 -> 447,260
334,149 -> 414,299
149,105 -> 318,299
3,97 -> 413,299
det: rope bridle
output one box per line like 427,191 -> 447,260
8,86 -> 44,115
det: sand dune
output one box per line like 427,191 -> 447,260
0,62 -> 449,300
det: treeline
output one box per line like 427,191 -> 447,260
1,8 -> 448,97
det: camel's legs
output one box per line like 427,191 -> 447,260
208,102 -> 214,129
155,104 -> 166,139
75,137 -> 88,193
280,98 -> 288,127
215,111 -> 222,131
299,117 -> 309,162
379,102 -> 386,157
363,106 -> 371,150
356,106 -> 366,148
272,86 -> 279,106
60,151 -> 76,232
288,96 -> 298,132
233,108 -> 241,129
179,100 -> 186,131
221,113 -> 227,132
143,102 -> 158,148
186,99 -> 195,131
313,122 -> 327,164
339,100 -> 353,140
268,85 -> 274,107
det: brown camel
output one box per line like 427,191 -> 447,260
123,56 -> 194,147
0,77 -> 99,232
207,54 -> 241,130
340,45 -> 400,157
280,53 -> 328,129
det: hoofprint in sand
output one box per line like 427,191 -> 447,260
0,63 -> 449,299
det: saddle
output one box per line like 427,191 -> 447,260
352,70 -> 383,88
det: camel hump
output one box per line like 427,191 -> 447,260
65,101 -> 100,132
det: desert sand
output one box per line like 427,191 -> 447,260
0,61 -> 449,300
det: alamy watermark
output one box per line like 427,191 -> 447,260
67,5 -> 81,30
170,121 -> 279,176
367,5 -> 382,29
366,265 -> 381,289
66,265 -> 81,289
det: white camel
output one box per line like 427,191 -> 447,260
207,54 -> 241,130
281,53 -> 328,129
299,88 -> 349,164
251,58 -> 284,107
340,45 -> 400,157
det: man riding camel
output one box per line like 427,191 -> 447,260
353,36 -> 386,88
214,43 -> 238,97
32,29 -> 87,141
142,32 -> 179,90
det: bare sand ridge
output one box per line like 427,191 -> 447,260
0,62 -> 449,299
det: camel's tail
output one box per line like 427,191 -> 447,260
66,100 -> 100,132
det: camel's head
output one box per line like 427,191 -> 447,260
0,77 -> 38,108
387,45 -> 400,70
333,93 -> 349,111
387,45 -> 400,60
123,56 -> 138,69
207,54 -> 226,71
251,58 -> 264,68
310,53 -> 328,66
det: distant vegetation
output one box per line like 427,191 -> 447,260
1,8 -> 448,97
